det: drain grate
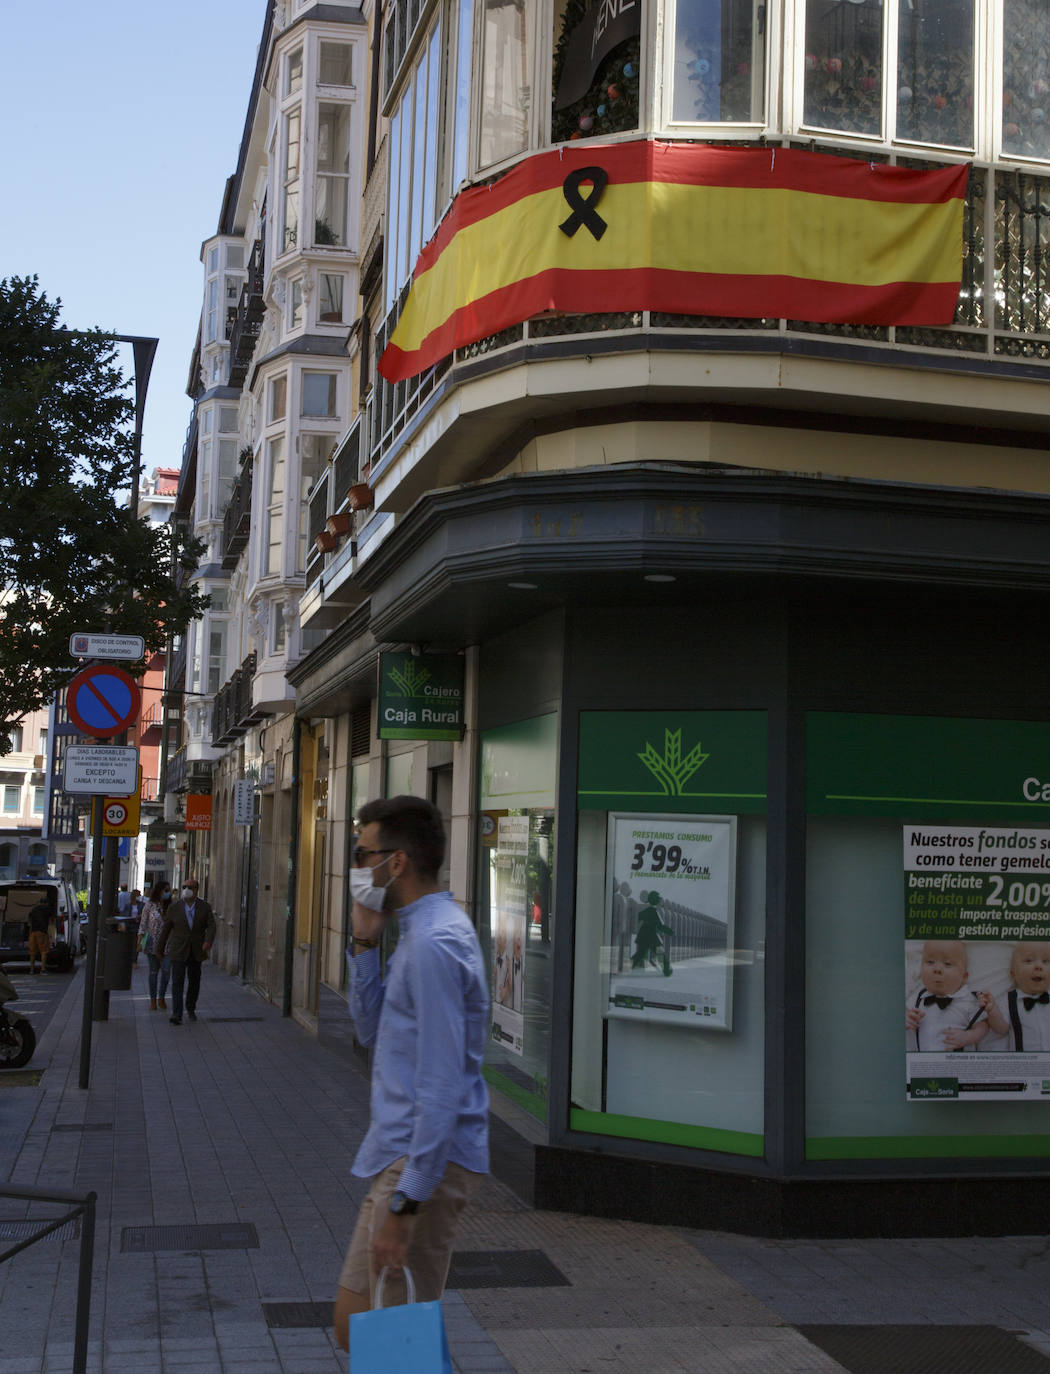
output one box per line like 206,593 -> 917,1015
446,1249 -> 570,1289
203,1016 -> 265,1023
121,1222 -> 259,1253
798,1325 -> 1050,1374
263,1301 -> 332,1329
51,1122 -> 114,1133
0,1218 -> 80,1243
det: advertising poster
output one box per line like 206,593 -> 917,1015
490,814 -> 528,1056
904,824 -> 1050,1101
604,813 -> 736,1030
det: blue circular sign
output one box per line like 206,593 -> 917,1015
66,665 -> 141,738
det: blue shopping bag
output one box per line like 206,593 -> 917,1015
349,1268 -> 453,1374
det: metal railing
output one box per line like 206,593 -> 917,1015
0,1183 -> 96,1374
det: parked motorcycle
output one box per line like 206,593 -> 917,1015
0,967 -> 36,1068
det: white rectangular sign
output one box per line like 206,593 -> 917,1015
233,778 -> 256,826
64,746 -> 139,795
69,633 -> 145,661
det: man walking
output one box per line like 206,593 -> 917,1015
156,878 -> 215,1025
333,796 -> 489,1352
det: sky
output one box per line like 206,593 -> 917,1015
2,0 -> 268,482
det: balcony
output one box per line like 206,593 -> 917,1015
161,746 -> 214,797
212,653 -> 267,746
222,456 -> 252,569
227,237 -> 265,388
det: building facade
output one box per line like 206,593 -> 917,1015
169,0 -> 1050,1235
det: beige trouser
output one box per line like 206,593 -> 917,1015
339,1156 -> 481,1306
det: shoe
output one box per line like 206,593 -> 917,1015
150,999 -> 157,1011
187,1010 -> 197,1021
169,1016 -> 182,1025
157,997 -> 167,1010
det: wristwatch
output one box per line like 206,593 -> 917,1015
388,1190 -> 420,1216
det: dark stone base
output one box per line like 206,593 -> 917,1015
534,1145 -> 1050,1238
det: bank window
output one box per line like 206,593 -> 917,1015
4,786 -> 20,814
669,0 -> 764,125
319,273 -> 345,322
316,103 -> 352,246
479,0 -> 533,168
552,0 -> 642,142
302,372 -> 337,417
320,41 -> 353,86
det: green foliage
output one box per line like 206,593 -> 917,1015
0,276 -> 208,750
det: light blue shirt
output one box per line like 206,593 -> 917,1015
347,890 -> 489,1201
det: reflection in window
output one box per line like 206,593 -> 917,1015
316,104 -> 351,245
480,0 -> 531,167
896,0 -> 973,147
452,0 -> 474,187
804,0 -> 884,136
286,45 -> 303,97
672,0 -> 765,124
319,274 -> 344,322
302,372 -> 337,417
270,374 -> 287,421
1003,0 -> 1050,160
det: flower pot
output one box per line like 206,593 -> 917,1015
315,530 -> 338,553
326,512 -> 352,538
347,482 -> 374,511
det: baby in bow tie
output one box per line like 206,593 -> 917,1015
906,939 -> 989,1053
979,942 -> 1050,1052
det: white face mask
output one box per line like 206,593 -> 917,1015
349,857 -> 393,913
182,888 -> 194,902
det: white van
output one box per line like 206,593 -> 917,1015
0,878 -> 82,971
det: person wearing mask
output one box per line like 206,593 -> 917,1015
139,880 -> 173,1011
156,878 -> 215,1025
332,795 -> 489,1352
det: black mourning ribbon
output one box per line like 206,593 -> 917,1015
559,166 -> 609,240
924,994 -> 954,1009
1023,991 -> 1050,1010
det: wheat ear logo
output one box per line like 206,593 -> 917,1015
637,729 -> 709,796
388,661 -> 432,697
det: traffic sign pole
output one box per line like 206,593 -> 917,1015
78,796 -> 105,1089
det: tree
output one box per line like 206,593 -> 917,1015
0,276 -> 207,749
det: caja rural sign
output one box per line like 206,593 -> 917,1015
377,651 -> 465,742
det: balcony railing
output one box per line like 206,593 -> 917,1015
212,653 -> 260,746
368,153 -> 1050,469
222,457 -> 252,569
228,238 -> 265,388
161,746 -> 215,797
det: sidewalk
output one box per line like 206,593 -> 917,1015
1,964 -> 1050,1373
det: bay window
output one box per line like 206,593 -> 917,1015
281,108 -> 301,252
316,103 -> 352,245
265,437 -> 286,577
320,41 -> 353,86
319,273 -> 345,322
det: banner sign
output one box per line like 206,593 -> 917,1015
233,778 -> 256,827
604,813 -> 737,1029
186,794 -> 213,832
379,141 -> 967,382
377,651 -> 465,741
904,824 -> 1050,1101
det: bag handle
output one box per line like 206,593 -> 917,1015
374,1266 -> 416,1309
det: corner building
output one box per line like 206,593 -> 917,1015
178,0 -> 1050,1235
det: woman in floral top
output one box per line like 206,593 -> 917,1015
140,879 -> 172,1011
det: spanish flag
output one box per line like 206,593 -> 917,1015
379,141 -> 968,384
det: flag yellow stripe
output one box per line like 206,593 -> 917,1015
393,181 -> 963,356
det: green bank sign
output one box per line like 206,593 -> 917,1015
578,711 -> 767,814
807,712 -> 1050,821
377,651 -> 465,742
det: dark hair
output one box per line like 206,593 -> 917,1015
357,795 -> 445,880
149,880 -> 167,902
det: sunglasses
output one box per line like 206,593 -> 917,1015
353,845 -> 396,867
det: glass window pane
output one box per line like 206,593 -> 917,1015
386,104 -> 402,310
320,41 -> 353,85
896,0 -> 974,147
319,274 -> 344,322
302,372 -> 337,416
453,0 -> 474,188
1003,0 -> 1050,160
316,104 -> 351,245
291,279 -> 303,328
219,406 -> 238,432
4,786 -> 20,813
480,0 -> 531,166
283,109 -> 301,251
412,56 -> 428,264
286,45 -> 303,96
270,375 -> 287,421
424,25 -> 441,236
398,85 -> 414,284
804,0 -> 884,136
672,0 -> 764,124
33,787 -> 44,814
267,437 -> 285,577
